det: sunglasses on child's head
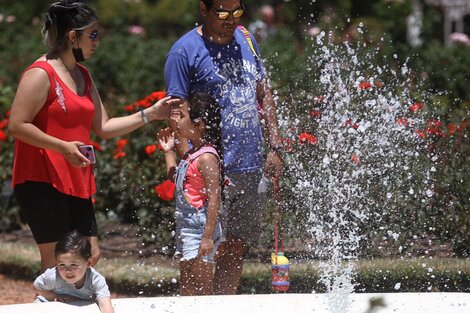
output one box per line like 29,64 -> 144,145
82,30 -> 99,41
210,6 -> 244,20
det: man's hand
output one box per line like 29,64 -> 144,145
265,151 -> 283,179
199,236 -> 215,258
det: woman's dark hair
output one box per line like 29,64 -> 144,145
43,1 -> 98,56
187,92 -> 224,185
55,230 -> 92,260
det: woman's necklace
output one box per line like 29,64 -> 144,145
58,58 -> 83,95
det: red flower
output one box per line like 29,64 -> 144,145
427,120 -> 442,128
145,144 -> 157,155
397,118 -> 409,127
374,81 -> 383,88
154,179 -> 175,201
310,110 -> 321,118
299,132 -> 318,145
124,104 -> 136,112
416,130 -> 426,138
90,140 -> 102,151
0,130 -> 6,141
6,110 -> 10,117
345,119 -> 360,129
426,127 -> 445,137
359,81 -> 372,90
410,102 -> 424,112
0,118 -> 8,129
137,99 -> 148,108
116,139 -> 128,150
149,91 -> 166,100
447,124 -> 457,135
113,151 -> 126,159
351,153 -> 360,165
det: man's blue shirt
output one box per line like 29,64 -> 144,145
165,27 -> 266,173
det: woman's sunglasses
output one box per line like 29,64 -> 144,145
210,7 -> 244,20
82,30 -> 99,41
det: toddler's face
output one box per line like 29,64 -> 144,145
56,252 -> 90,286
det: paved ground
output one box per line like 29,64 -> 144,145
2,293 -> 470,313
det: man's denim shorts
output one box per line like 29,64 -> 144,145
175,207 -> 222,263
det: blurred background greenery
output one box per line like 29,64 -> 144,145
0,0 -> 469,259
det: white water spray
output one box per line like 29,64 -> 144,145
279,30 -> 432,312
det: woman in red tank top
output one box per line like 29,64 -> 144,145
7,1 -> 178,274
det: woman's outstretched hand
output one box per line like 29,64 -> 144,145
149,96 -> 180,121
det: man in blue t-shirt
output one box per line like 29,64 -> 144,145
164,0 -> 283,295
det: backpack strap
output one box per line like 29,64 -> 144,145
237,25 -> 259,58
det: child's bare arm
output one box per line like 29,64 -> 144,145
35,288 -> 79,303
157,128 -> 177,179
97,296 -> 115,313
198,153 -> 221,257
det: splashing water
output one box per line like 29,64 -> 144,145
279,31 -> 432,312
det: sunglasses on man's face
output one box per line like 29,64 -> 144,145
82,30 -> 99,41
210,7 -> 244,20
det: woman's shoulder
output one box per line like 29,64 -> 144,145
23,57 -> 54,78
20,64 -> 51,88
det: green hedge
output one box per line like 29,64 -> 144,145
1,243 -> 469,294
1,2 -> 470,257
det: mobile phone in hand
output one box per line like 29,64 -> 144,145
78,145 -> 96,164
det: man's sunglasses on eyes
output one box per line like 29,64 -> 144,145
211,7 -> 244,20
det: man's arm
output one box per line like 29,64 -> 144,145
257,79 -> 283,178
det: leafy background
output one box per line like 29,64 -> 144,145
0,0 -> 469,257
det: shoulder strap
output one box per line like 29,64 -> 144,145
23,61 -> 56,102
237,25 -> 259,58
188,145 -> 219,161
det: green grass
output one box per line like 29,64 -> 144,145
2,242 -> 470,295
